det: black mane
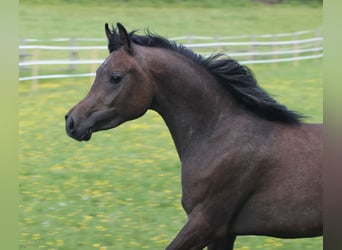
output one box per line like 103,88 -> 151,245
107,26 -> 303,124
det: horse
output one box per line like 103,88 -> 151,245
65,23 -> 322,250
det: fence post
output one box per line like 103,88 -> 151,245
19,38 -> 29,71
248,35 -> 256,62
293,34 -> 299,66
90,49 -> 98,82
272,34 -> 277,68
216,36 -> 223,52
69,38 -> 78,71
187,35 -> 193,44
31,49 -> 39,90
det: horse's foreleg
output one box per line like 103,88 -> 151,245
207,235 -> 236,250
166,212 -> 212,250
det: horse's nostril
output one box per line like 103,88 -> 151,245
66,116 -> 75,132
69,118 -> 74,130
65,114 -> 69,121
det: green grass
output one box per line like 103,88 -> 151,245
19,2 -> 322,250
20,2 -> 322,38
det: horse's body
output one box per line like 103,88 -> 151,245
65,23 -> 322,249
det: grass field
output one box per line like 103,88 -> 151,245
19,2 -> 322,249
20,1 -> 322,38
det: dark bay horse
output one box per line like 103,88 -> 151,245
65,23 -> 322,250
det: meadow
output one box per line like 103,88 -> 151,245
19,1 -> 322,249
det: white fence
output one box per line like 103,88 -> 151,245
19,29 -> 323,84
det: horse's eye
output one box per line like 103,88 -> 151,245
109,73 -> 123,84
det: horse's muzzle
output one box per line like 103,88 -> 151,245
65,114 -> 92,141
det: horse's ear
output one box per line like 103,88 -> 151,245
117,22 -> 133,54
105,23 -> 112,42
105,23 -> 115,53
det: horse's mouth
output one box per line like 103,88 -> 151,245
78,127 -> 93,141
66,109 -> 125,142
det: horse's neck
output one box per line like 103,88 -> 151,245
148,50 -> 240,158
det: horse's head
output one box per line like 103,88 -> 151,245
65,23 -> 154,141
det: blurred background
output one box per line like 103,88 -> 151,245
19,0 -> 322,249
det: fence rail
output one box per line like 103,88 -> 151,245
19,29 -> 323,84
